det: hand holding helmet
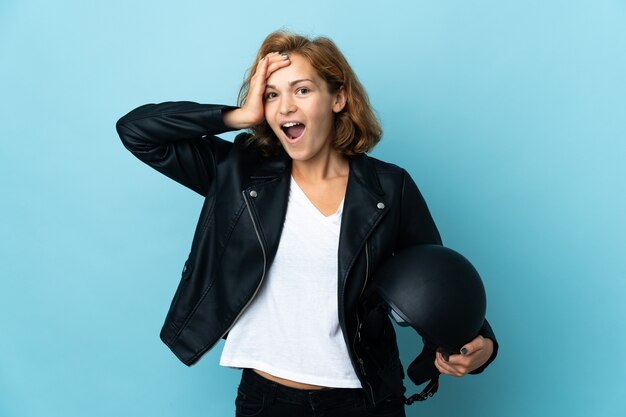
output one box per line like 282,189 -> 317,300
435,334 -> 494,377
371,244 -> 491,403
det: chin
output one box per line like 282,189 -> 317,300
284,150 -> 309,161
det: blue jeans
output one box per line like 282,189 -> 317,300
235,368 -> 406,417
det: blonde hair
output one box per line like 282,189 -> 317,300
238,30 -> 382,155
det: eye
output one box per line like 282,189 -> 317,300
296,87 -> 310,95
264,91 -> 277,100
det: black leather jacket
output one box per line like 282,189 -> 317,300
116,101 -> 498,406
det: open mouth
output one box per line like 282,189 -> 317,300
281,122 -> 306,141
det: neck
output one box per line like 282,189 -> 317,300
291,149 -> 349,182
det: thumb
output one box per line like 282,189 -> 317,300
460,335 -> 484,356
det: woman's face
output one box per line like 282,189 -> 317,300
263,53 -> 346,164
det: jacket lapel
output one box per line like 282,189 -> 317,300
241,154 -> 291,265
338,154 -> 389,287
241,151 -> 388,289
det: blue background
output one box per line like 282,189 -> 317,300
1,1 -> 625,416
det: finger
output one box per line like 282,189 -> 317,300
460,335 -> 485,356
253,52 -> 286,81
439,351 -> 473,375
265,53 -> 291,78
254,52 -> 274,77
436,356 -> 464,377
435,352 -> 464,377
434,353 -> 451,375
248,52 -> 290,106
259,51 -> 282,64
446,352 -> 471,367
444,355 -> 471,375
250,56 -> 270,89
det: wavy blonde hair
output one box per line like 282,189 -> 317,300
238,30 -> 382,155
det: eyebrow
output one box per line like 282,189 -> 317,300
265,78 -> 315,89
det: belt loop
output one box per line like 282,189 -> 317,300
308,390 -> 317,411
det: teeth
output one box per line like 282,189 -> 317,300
282,122 -> 302,128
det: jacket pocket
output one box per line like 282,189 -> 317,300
164,255 -> 194,333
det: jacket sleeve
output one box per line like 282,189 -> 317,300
396,169 -> 442,249
116,101 -> 238,196
398,169 -> 499,373
469,319 -> 499,374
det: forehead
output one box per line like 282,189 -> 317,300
265,54 -> 323,87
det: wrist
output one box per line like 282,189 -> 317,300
222,108 -> 260,130
222,108 -> 244,129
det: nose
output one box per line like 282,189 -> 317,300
279,95 -> 296,115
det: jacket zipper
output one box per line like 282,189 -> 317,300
209,190 -> 268,350
352,241 -> 375,402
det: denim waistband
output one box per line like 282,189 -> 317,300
240,368 -> 365,407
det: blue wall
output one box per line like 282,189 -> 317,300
1,1 -> 625,416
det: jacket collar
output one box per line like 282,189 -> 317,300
243,152 -> 388,231
245,151 -> 383,194
247,153 -> 290,180
347,153 -> 385,197
243,151 -> 389,303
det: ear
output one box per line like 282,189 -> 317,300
332,87 -> 347,113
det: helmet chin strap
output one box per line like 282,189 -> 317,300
367,303 -> 441,404
404,343 -> 444,404
404,376 -> 439,404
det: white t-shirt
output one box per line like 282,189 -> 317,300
219,176 -> 362,388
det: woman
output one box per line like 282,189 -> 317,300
117,30 -> 497,417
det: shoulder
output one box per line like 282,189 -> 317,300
365,154 -> 406,174
222,132 -> 263,161
218,132 -> 289,179
362,154 -> 411,186
232,132 -> 286,159
360,154 -> 429,204
232,132 -> 253,149
363,156 -> 442,245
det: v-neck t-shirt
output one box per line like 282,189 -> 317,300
219,176 -> 361,388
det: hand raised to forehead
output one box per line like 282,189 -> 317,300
223,52 -> 291,130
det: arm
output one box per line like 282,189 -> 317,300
116,53 -> 292,195
396,169 -> 442,248
468,319 -> 498,374
116,102 -> 237,196
398,170 -> 499,374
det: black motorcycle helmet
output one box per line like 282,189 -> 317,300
371,244 -> 487,403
